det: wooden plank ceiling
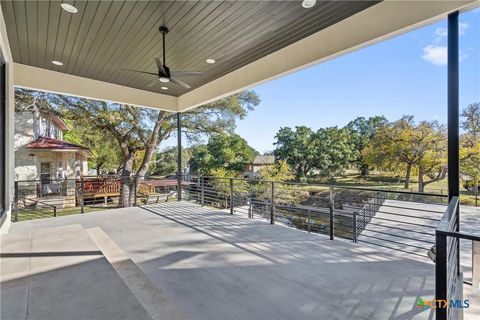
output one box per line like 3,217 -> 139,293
2,0 -> 379,97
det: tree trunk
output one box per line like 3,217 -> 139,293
295,165 -> 303,180
360,163 -> 369,177
120,149 -> 134,207
135,112 -> 167,179
418,164 -> 424,193
420,166 -> 447,191
404,164 -> 412,189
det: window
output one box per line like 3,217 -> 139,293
40,162 -> 51,184
0,53 -> 5,218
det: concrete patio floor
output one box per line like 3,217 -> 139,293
1,201 -> 471,320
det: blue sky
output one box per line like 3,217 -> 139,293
171,9 -> 479,153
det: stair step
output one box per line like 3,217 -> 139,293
86,227 -> 186,320
1,224 -> 153,320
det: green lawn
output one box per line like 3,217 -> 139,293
326,173 -> 478,206
14,206 -> 112,222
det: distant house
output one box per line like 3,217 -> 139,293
14,107 -> 92,198
244,155 -> 275,179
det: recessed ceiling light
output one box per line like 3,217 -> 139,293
61,3 -> 78,13
52,60 -> 63,66
206,58 -> 216,64
161,86 -> 168,90
159,77 -> 170,83
302,0 -> 316,9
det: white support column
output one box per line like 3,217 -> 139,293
0,4 -> 15,233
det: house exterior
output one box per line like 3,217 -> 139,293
244,155 -> 275,179
14,107 -> 91,198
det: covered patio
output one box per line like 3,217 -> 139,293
1,1 -> 480,320
2,201 -> 438,320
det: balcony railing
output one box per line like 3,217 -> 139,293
435,197 -> 480,320
12,176 -> 179,221
13,175 -> 449,260
179,175 -> 447,255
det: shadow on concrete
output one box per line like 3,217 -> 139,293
0,250 -> 103,258
135,202 -> 436,320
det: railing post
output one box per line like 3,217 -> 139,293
14,181 -> 19,222
177,174 -> 182,202
270,181 -> 275,225
53,206 -> 57,217
133,176 -> 138,206
80,177 -> 85,214
201,176 -> 205,206
307,209 -> 311,233
329,185 -> 334,240
352,212 -> 357,243
435,231 -> 448,320
229,178 -> 234,215
248,201 -> 252,218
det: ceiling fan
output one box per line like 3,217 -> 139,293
122,26 -> 203,89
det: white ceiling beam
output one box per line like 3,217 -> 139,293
14,63 -> 178,112
178,0 -> 478,111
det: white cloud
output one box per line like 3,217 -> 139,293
422,45 -> 469,66
434,27 -> 448,43
421,22 -> 469,66
433,23 -> 468,43
422,45 -> 447,65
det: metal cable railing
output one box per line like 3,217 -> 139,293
12,176 -> 179,222
180,175 -> 447,257
435,197 -> 480,320
13,174 -> 449,260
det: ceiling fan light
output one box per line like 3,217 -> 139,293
159,77 -> 170,83
206,58 -> 216,64
302,0 -> 316,9
61,3 -> 78,13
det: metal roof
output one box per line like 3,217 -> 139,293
27,136 -> 92,157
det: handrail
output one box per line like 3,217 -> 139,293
15,175 -> 450,198
436,197 -> 459,232
435,197 -> 461,320
437,230 -> 480,242
186,175 -> 448,198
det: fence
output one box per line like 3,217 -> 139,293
380,185 -> 478,207
351,191 -> 385,240
12,176 -> 180,222
13,174 -> 448,259
179,175 -> 447,256
435,197 -> 480,320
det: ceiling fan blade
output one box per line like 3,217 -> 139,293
154,57 -> 168,76
154,57 -> 162,70
170,77 -> 191,89
121,68 -> 158,76
170,71 -> 203,77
